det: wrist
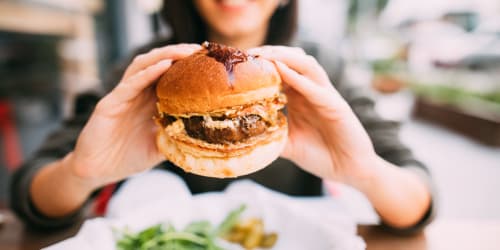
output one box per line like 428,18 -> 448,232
30,153 -> 99,218
57,152 -> 103,194
348,155 -> 387,195
350,156 -> 433,228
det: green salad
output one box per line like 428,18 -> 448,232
115,205 -> 278,250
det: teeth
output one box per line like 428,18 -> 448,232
220,0 -> 247,7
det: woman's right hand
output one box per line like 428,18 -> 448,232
66,44 -> 201,189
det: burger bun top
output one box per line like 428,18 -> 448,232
156,46 -> 281,115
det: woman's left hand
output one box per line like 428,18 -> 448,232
252,47 -> 433,229
248,46 -> 379,188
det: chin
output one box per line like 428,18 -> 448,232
155,42 -> 288,178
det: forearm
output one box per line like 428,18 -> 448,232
30,152 -> 98,218
356,157 -> 432,229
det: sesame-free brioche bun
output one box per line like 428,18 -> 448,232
156,46 -> 281,115
155,42 -> 287,178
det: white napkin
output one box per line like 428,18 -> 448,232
45,170 -> 365,250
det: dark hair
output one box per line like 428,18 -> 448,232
160,0 -> 298,45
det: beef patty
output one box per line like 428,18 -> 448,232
158,109 -> 285,145
182,115 -> 268,144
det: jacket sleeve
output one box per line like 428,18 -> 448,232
335,71 -> 436,234
9,93 -> 100,229
9,39 -> 172,229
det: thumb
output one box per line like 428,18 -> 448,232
279,133 -> 293,160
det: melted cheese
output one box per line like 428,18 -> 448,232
202,115 -> 238,129
159,94 -> 286,118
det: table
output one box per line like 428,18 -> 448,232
1,210 -> 499,250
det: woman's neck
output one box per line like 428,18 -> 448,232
207,27 -> 267,50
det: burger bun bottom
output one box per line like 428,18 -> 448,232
156,123 -> 287,178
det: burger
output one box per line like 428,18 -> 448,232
155,42 -> 288,178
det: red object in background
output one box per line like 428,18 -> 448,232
93,184 -> 117,216
0,100 -> 23,171
0,99 -> 115,215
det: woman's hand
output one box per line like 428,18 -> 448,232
250,46 -> 432,229
249,46 -> 379,188
69,44 -> 201,188
30,44 -> 201,218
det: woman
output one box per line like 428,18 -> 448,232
11,0 -> 434,232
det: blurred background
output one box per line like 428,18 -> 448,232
0,0 -> 499,222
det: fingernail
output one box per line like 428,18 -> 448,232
274,60 -> 286,68
158,59 -> 172,67
247,48 -> 261,55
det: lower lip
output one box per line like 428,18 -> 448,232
216,0 -> 252,12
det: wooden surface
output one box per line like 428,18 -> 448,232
0,210 -> 82,250
0,2 -> 74,36
1,209 -> 499,250
0,1 -> 103,36
413,98 -> 500,146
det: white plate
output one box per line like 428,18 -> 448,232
45,170 -> 365,250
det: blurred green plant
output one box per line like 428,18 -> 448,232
348,0 -> 389,24
411,84 -> 500,106
371,58 -> 398,74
